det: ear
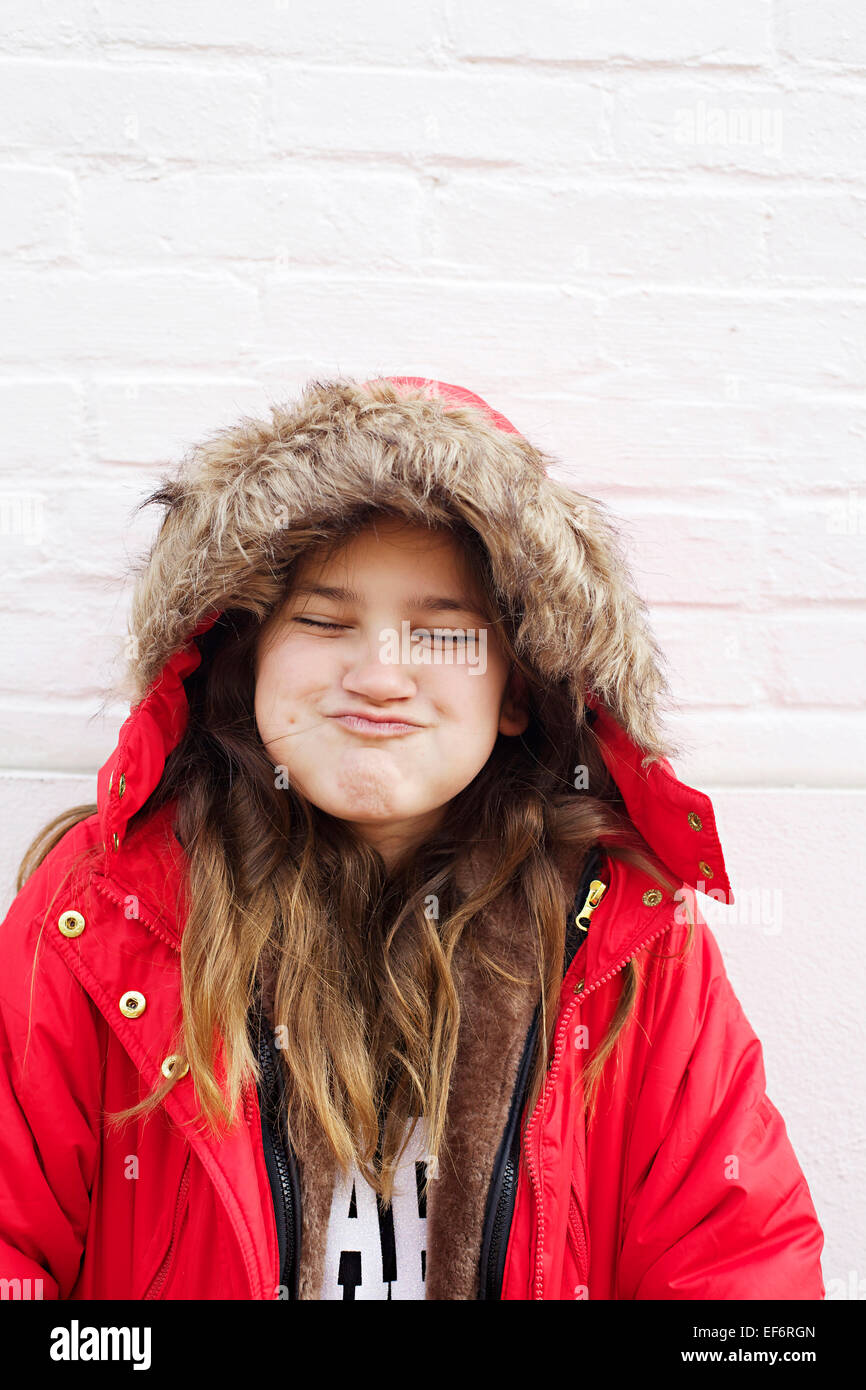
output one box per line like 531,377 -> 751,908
499,666 -> 530,737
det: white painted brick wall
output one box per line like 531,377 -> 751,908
0,0 -> 863,1297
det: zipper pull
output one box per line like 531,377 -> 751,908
574,878 -> 606,933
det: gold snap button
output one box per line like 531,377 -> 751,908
642,888 -> 663,907
698,861 -> 714,878
119,990 -> 146,1019
687,811 -> 703,831
161,1054 -> 189,1080
573,977 -> 585,995
118,772 -> 126,798
112,832 -> 120,851
58,910 -> 85,938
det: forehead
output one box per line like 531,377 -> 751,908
286,521 -> 493,623
295,518 -> 476,580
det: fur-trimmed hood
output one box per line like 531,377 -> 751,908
98,374 -> 732,904
118,375 -> 673,753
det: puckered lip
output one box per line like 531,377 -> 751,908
327,708 -> 425,727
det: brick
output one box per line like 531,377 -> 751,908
762,493 -> 866,600
0,380 -> 83,463
520,397 -> 866,492
452,0 -> 772,64
651,609 -> 769,706
764,193 -> 866,284
0,703 -> 125,776
78,170 -> 425,265
2,0 -> 447,61
90,379 -> 269,463
609,80 -> 866,178
0,60 -> 263,161
652,607 -> 866,711
433,180 -> 766,284
777,1 -> 866,65
596,292 -> 866,398
0,271 -> 258,366
0,167 -> 75,257
0,603 -> 126,697
268,68 -> 607,167
668,707 -> 866,786
763,613 -> 866,705
259,279 -> 601,391
603,501 -> 760,605
0,476 -> 163,581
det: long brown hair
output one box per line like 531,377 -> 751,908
17,510 -> 692,1205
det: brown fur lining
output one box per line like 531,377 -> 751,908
422,845 -> 543,1299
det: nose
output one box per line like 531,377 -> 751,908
341,629 -> 419,701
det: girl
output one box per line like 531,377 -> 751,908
0,375 -> 824,1300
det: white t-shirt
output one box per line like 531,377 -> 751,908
321,1117 -> 430,1300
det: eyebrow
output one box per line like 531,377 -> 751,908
290,584 -> 489,620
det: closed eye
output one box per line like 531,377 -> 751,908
293,618 -> 472,640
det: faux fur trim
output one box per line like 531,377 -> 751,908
422,841 -> 548,1299
118,375 -> 677,761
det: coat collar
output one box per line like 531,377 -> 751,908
583,690 -> 733,903
96,608 -> 221,877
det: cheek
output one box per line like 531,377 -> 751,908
255,640 -> 325,731
254,649 -> 293,731
433,665 -> 504,725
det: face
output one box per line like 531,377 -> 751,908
254,516 -> 529,872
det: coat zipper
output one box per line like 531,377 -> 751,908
479,848 -> 604,1299
144,1150 -> 192,1299
255,1021 -> 299,1299
479,1001 -> 541,1299
523,914 -> 675,1300
575,879 -> 607,930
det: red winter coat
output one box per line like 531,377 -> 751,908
0,629 -> 825,1301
